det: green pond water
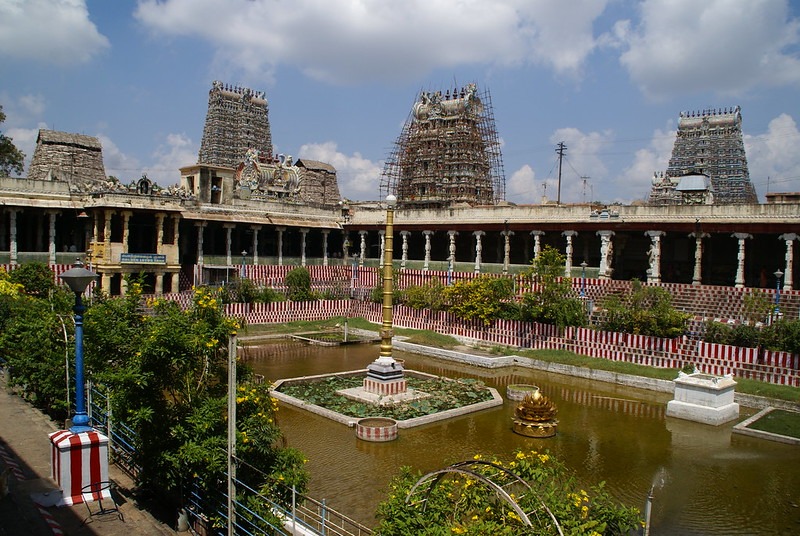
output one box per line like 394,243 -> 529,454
243,341 -> 800,535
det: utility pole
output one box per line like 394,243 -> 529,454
581,176 -> 590,204
556,142 -> 567,205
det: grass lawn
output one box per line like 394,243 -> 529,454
745,409 -> 800,439
241,316 -> 800,404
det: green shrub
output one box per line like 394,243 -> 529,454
285,267 -> 314,301
10,262 -> 57,298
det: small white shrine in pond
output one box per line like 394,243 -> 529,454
666,371 -> 739,426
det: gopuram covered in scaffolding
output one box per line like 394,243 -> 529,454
380,83 -> 505,207
648,106 -> 758,205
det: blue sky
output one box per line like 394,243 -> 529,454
2,0 -> 799,204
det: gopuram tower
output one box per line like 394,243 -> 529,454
381,83 -> 505,207
649,106 -> 757,205
198,81 -> 272,168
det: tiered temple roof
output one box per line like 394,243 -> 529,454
649,106 -> 757,205
381,83 -> 505,207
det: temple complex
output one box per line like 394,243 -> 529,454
648,107 -> 758,205
0,84 -> 798,297
380,83 -> 504,207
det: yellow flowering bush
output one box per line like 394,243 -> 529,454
375,450 -> 641,536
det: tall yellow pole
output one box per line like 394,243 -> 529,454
380,195 -> 396,358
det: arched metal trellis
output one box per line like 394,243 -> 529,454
405,460 -> 564,535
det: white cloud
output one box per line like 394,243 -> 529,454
506,165 -> 538,204
297,141 -> 381,200
98,135 -> 141,183
745,114 -> 800,195
0,0 -> 109,65
618,0 -> 800,98
614,127 -> 675,203
146,133 -> 197,187
135,0 -> 610,84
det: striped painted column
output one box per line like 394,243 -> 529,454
49,430 -> 110,506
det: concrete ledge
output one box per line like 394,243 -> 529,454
733,407 -> 800,445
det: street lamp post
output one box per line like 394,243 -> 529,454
241,250 -> 247,279
580,261 -> 587,298
58,260 -> 99,433
774,269 -> 784,318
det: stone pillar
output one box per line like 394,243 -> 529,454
562,231 -> 576,277
121,211 -> 132,254
359,231 -> 367,267
645,231 -> 665,284
596,230 -> 615,280
378,230 -> 386,266
342,234 -> 350,262
169,272 -> 179,294
400,231 -> 410,270
732,233 -> 752,289
690,231 -> 709,285
473,231 -> 485,273
47,211 -> 58,265
779,233 -> 798,291
322,229 -> 330,267
423,230 -> 433,271
172,215 -> 181,249
155,272 -> 164,295
530,230 -> 544,261
101,272 -> 111,293
9,209 -> 18,265
224,224 -> 234,266
154,213 -> 165,254
195,222 -> 206,266
448,231 -> 458,274
103,210 -> 112,260
276,227 -> 285,266
501,230 -> 513,275
251,225 -> 261,265
300,228 -> 309,266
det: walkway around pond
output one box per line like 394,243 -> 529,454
0,373 -> 175,536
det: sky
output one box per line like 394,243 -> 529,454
1,0 -> 799,205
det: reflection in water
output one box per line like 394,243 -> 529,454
242,342 -> 800,535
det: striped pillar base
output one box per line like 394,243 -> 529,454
49,430 -> 110,506
363,378 -> 407,396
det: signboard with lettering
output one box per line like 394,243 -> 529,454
120,253 -> 167,265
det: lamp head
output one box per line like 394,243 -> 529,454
775,270 -> 784,278
386,194 -> 397,207
581,261 -> 588,268
59,259 -> 99,294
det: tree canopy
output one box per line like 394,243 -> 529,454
0,105 -> 25,177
